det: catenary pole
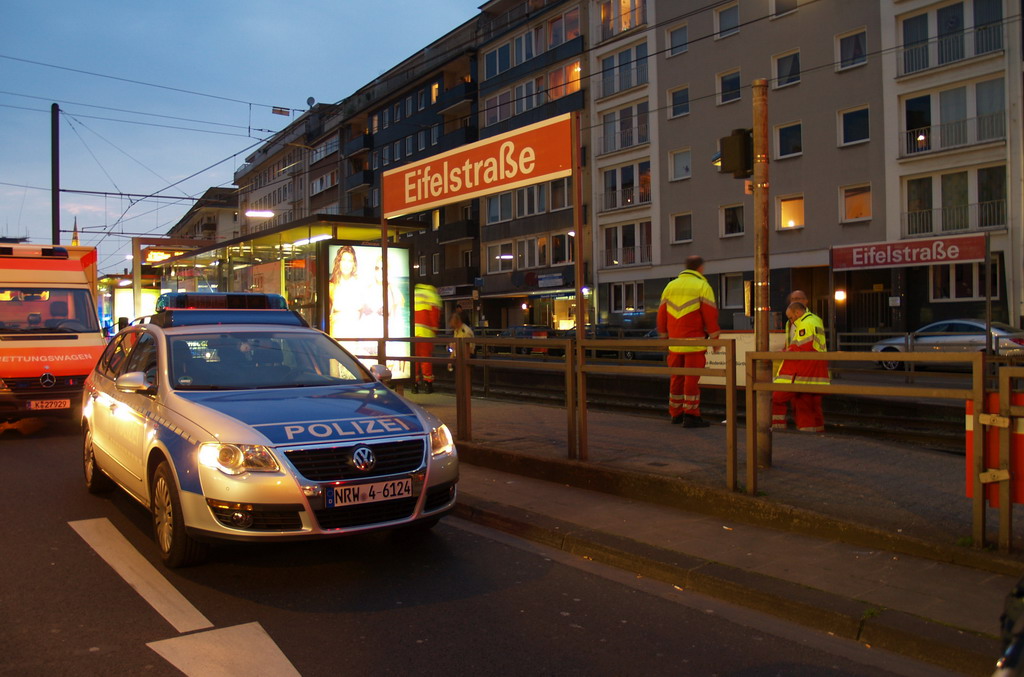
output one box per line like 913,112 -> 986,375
51,104 -> 60,245
752,79 -> 772,468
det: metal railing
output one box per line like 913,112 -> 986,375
598,61 -> 648,98
598,122 -> 650,155
356,336 -> 1021,552
601,184 -> 651,212
897,21 -> 1005,77
901,200 -> 1006,237
900,111 -> 1005,157
600,244 -> 652,267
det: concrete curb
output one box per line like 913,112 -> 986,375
458,442 -> 1024,577
453,494 -> 999,676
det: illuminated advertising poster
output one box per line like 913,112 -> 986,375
325,242 -> 411,379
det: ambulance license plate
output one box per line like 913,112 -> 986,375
327,478 -> 413,508
28,399 -> 71,410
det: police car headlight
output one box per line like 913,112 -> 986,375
429,424 -> 454,457
198,443 -> 279,475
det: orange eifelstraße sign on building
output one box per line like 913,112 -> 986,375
382,113 -> 573,219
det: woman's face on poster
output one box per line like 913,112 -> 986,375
339,251 -> 355,278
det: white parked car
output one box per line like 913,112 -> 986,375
82,293 -> 458,567
870,319 -> 1024,370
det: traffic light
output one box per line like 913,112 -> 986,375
718,128 -> 753,179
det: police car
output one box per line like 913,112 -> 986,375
82,293 -> 458,567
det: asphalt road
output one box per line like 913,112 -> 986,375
0,417 -> 965,677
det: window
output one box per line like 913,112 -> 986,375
669,87 -> 689,117
516,237 -> 542,269
671,212 -> 692,242
431,124 -> 440,145
550,177 -> 573,211
772,0 -> 798,17
718,70 -> 740,104
551,232 -> 575,265
381,108 -> 390,129
405,136 -> 414,156
601,102 -> 649,153
484,91 -> 513,127
418,90 -> 426,110
602,161 -> 651,211
393,141 -> 401,162
431,252 -> 440,275
484,43 -> 511,79
371,150 -> 380,170
418,254 -> 426,276
603,221 -> 651,266
599,0 -> 646,40
722,204 -> 744,236
514,76 -> 545,115
721,274 -> 744,308
430,82 -> 440,104
486,192 -> 513,224
405,96 -> 414,118
903,165 -> 1006,236
610,281 -> 645,313
418,130 -> 426,151
774,50 -> 800,88
549,61 -> 581,100
600,44 -> 648,97
841,184 -> 872,222
930,259 -> 1000,301
668,25 -> 688,55
486,242 -> 513,273
716,3 -> 739,38
777,122 -> 802,157
837,29 -> 867,70
669,149 -> 691,181
778,195 -> 804,229
394,102 -> 402,123
840,107 -> 869,145
516,184 -> 547,217
513,31 -> 534,65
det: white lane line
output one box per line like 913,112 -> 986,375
148,622 -> 302,677
69,518 -> 213,634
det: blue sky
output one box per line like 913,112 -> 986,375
0,0 -> 479,272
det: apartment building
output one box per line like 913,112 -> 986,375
166,187 -> 238,243
474,0 -> 589,330
881,0 -> 1021,329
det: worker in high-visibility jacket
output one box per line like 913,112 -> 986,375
413,284 -> 441,393
772,301 -> 829,432
656,255 -> 720,428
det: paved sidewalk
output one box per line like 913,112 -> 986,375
407,391 -> 1024,675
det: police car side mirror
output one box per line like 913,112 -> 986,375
116,371 -> 154,393
370,364 -> 392,383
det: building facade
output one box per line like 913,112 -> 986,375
163,0 -> 1023,338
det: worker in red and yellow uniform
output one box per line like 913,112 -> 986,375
413,283 -> 441,393
657,255 -> 721,428
772,301 -> 829,432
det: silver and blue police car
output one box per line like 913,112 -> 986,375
82,293 -> 458,567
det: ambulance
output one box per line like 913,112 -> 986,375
0,244 -> 105,421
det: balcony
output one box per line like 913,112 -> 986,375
598,123 -> 649,156
598,61 -> 648,99
601,184 -> 651,213
343,133 -> 372,157
600,245 -> 652,268
345,170 -> 374,192
434,266 -> 478,288
437,219 -> 478,244
435,81 -> 476,114
901,200 -> 1006,238
897,21 -> 1005,77
343,205 -> 376,219
900,112 -> 1005,158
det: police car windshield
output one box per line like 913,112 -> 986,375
169,330 -> 373,390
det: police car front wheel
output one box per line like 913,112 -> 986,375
151,461 -> 208,568
82,426 -> 114,494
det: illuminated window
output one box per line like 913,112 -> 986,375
841,185 -> 871,221
778,195 -> 804,229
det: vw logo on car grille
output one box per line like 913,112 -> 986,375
351,446 -> 377,472
39,373 -> 57,388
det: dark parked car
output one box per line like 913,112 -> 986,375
496,325 -> 551,354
